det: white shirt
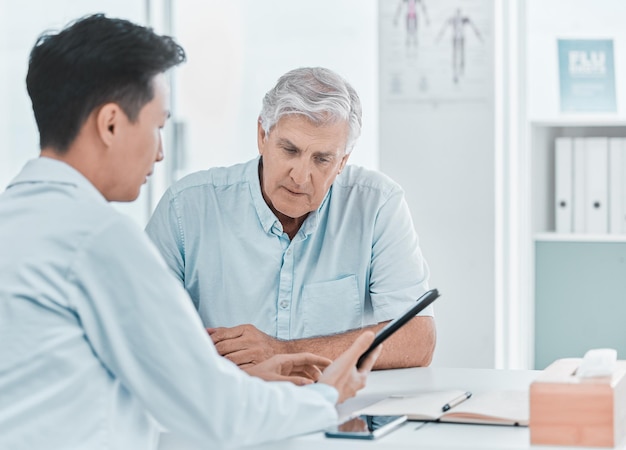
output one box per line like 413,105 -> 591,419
0,158 -> 337,450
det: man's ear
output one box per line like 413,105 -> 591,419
339,151 -> 351,173
96,103 -> 122,147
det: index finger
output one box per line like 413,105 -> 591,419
284,352 -> 332,369
272,375 -> 315,386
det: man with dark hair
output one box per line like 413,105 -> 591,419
0,14 -> 380,450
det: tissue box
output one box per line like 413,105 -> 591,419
530,358 -> 626,447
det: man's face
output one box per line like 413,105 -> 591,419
257,115 -> 350,220
108,73 -> 169,202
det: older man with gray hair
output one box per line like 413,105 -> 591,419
146,67 -> 435,373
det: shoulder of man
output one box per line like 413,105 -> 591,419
333,164 -> 404,197
165,158 -> 256,197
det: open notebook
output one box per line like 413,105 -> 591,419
357,390 -> 529,426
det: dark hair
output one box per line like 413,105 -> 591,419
26,14 -> 186,152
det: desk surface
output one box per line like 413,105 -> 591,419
159,367 -> 623,450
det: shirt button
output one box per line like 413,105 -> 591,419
280,300 -> 289,309
286,248 -> 292,255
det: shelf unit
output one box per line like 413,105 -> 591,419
528,120 -> 626,369
500,0 -> 626,371
530,120 -> 626,242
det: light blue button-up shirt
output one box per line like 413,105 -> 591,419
0,158 -> 337,450
146,157 -> 431,340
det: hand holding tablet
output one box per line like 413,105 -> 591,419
356,289 -> 440,368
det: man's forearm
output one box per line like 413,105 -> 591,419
281,316 -> 436,370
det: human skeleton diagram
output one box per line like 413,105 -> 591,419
436,8 -> 483,83
394,0 -> 429,56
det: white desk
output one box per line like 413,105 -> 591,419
160,367 -> 624,450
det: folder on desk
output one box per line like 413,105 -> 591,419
356,389 -> 528,426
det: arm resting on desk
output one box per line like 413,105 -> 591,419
209,316 -> 436,371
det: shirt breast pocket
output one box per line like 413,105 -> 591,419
301,275 -> 361,338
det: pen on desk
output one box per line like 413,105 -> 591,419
441,391 -> 472,412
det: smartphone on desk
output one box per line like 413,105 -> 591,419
357,288 -> 440,368
324,414 -> 407,440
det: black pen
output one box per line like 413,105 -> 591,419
441,391 -> 472,412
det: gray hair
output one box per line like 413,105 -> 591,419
259,67 -> 362,154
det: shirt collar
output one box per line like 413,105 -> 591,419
7,157 -> 108,204
245,156 -> 332,239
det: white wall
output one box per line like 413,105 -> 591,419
379,0 -> 496,368
0,3 -> 9,190
0,0 -> 148,224
527,0 -> 626,121
171,0 -> 379,179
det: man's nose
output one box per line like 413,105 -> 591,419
289,158 -> 311,185
156,129 -> 165,162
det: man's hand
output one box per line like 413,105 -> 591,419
318,331 -> 381,404
245,353 -> 332,386
208,324 -> 286,368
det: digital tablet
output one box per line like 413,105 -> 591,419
356,288 -> 440,368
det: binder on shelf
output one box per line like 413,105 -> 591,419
572,138 -> 587,233
555,137 -> 573,233
609,138 -> 626,234
584,137 -> 609,234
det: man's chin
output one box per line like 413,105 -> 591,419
274,204 -> 311,221
107,190 -> 141,203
